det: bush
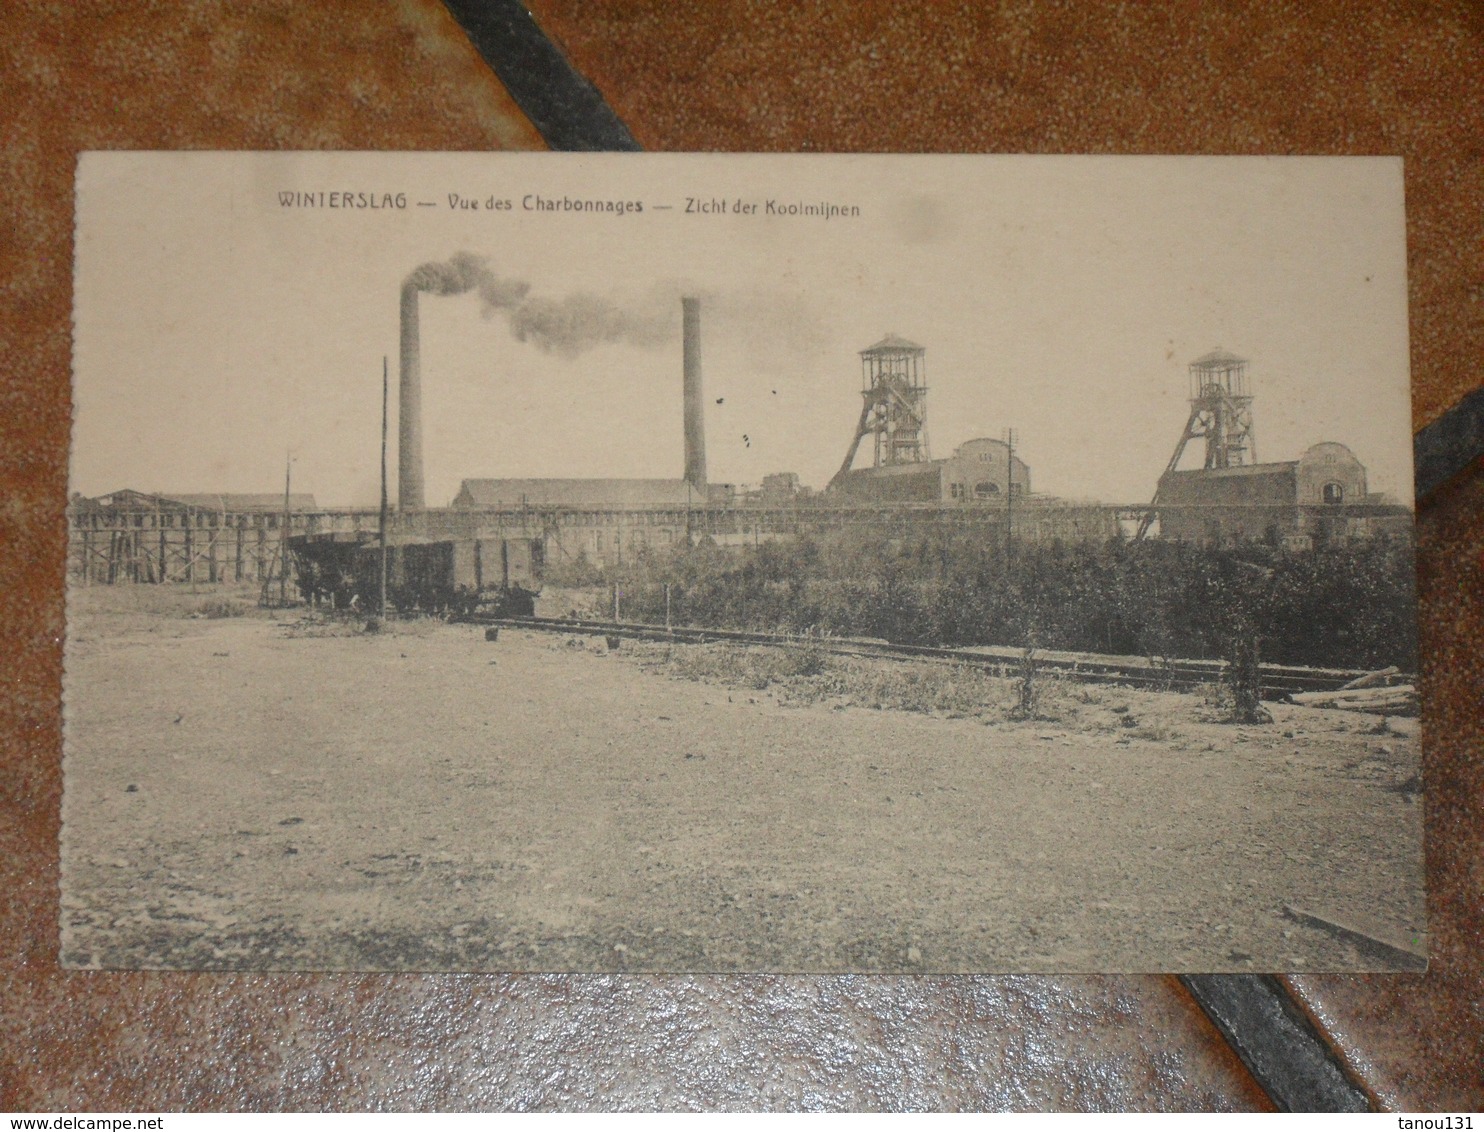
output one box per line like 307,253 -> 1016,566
193,598 -> 246,619
842,662 -> 1002,715
1011,646 -> 1041,720
601,532 -> 1416,671
654,640 -> 1010,718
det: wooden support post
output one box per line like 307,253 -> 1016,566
235,523 -> 244,583
208,526 -> 219,584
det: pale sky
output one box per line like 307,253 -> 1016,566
72,152 -> 1414,508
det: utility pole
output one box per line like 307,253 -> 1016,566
379,356 -> 389,621
280,452 -> 292,607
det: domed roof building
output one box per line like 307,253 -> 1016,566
1154,441 -> 1410,547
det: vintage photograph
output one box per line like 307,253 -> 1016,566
63,151 -> 1424,971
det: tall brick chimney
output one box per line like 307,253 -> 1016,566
682,296 -> 707,493
398,281 -> 424,510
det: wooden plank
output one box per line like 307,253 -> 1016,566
1287,685 -> 1417,710
1288,684 -> 1414,701
1337,665 -> 1401,690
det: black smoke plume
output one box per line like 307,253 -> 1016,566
404,251 -> 529,307
404,252 -> 675,359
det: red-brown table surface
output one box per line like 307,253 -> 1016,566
1,0 -> 1478,1109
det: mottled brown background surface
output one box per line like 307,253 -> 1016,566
1,0 -> 1478,1110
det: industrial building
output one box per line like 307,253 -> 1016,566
826,335 -> 1029,503
822,333 -> 1111,541
66,302 -> 1121,584
451,478 -> 698,567
452,479 -> 700,510
68,489 -> 319,584
1154,442 -> 1410,547
1143,351 -> 1411,547
437,319 -> 1115,564
832,437 -> 1032,504
69,280 -> 1407,592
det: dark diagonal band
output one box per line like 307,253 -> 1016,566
1181,975 -> 1372,1112
1416,386 -> 1484,501
441,0 -> 642,152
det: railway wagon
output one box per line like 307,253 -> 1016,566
289,532 -> 541,615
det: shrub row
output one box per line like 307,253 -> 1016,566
554,531 -> 1418,672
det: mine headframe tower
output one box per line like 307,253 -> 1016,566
1135,348 -> 1257,540
828,334 -> 931,489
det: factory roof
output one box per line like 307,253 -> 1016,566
163,492 -> 320,512
860,333 -> 924,354
1161,462 -> 1297,481
76,489 -> 319,512
453,478 -> 699,510
1189,348 -> 1248,369
1162,444 -> 1366,483
838,462 -> 942,479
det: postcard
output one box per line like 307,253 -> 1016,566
64,151 -> 1423,971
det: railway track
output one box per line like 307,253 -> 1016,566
465,613 -> 1406,697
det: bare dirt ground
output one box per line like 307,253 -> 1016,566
61,585 -> 1426,972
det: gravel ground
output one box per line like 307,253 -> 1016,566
60,589 -> 1426,972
